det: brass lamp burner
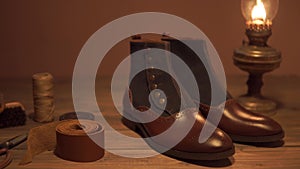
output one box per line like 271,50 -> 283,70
233,25 -> 281,114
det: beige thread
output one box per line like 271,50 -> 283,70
32,72 -> 55,122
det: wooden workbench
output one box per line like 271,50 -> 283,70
1,75 -> 299,169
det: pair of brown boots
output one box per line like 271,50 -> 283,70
122,35 -> 284,160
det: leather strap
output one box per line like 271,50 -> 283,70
54,120 -> 104,162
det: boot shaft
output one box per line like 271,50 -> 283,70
162,37 -> 228,106
129,38 -> 181,115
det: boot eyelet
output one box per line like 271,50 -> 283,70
154,91 -> 161,98
159,98 -> 166,105
175,112 -> 183,119
149,74 -> 156,81
151,84 -> 158,89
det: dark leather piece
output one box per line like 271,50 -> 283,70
59,112 -> 95,121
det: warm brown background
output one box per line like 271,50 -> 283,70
0,0 -> 299,80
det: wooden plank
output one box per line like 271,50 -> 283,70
4,147 -> 300,169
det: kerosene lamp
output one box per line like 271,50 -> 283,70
233,0 -> 281,113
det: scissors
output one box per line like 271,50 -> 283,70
0,134 -> 27,169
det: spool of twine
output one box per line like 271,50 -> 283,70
32,72 -> 55,122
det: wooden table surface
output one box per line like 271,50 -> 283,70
1,75 -> 300,169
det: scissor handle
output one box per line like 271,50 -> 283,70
0,148 -> 12,169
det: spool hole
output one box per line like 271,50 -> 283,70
72,124 -> 85,130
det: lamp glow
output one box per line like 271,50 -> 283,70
251,0 -> 267,24
241,0 -> 279,27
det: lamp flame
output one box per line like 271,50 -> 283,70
251,0 -> 267,24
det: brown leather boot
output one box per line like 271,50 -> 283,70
122,37 -> 235,160
163,37 -> 284,143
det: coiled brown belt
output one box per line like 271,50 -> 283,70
54,120 -> 104,162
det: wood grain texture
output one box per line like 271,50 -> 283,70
0,75 -> 300,169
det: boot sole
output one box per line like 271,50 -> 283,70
121,116 -> 235,160
229,132 -> 285,143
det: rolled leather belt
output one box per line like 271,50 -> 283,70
54,120 -> 104,162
